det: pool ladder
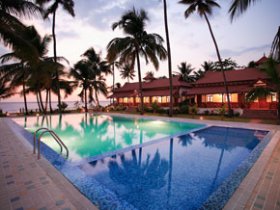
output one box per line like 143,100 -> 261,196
33,128 -> 69,159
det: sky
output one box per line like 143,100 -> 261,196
1,0 -> 280,102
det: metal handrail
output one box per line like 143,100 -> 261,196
33,127 -> 69,159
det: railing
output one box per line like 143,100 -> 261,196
33,127 -> 69,159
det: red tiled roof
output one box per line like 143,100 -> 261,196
114,76 -> 190,93
195,68 -> 269,84
184,85 -> 252,95
256,56 -> 268,65
143,89 -> 178,97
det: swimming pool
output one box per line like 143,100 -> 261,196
13,113 -> 204,161
12,114 -> 270,210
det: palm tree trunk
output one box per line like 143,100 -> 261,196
84,87 -> 88,113
49,90 -> 53,113
95,91 -> 100,107
136,50 -> 144,115
36,92 -> 42,113
277,92 -> 280,123
112,63 -> 115,104
38,90 -> 46,114
52,9 -> 62,113
22,66 -> 28,115
203,13 -> 232,117
45,89 -> 49,112
163,0 -> 173,117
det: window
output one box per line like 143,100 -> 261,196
207,94 -> 213,102
272,92 -> 277,102
135,97 -> 140,103
144,97 -> 150,103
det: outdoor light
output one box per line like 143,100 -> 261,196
199,116 -> 204,120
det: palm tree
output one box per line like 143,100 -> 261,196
120,63 -> 135,83
201,61 -> 215,71
228,0 -> 259,21
71,47 -> 109,112
271,26 -> 280,62
37,0 -> 75,113
176,62 -> 195,82
107,8 -> 167,114
0,25 -> 52,114
0,72 -> 14,100
0,0 -> 42,60
162,0 -> 174,117
246,58 -> 280,121
179,0 -> 233,116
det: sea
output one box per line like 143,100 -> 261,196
0,101 -> 110,113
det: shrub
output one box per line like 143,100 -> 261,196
179,105 -> 189,114
190,104 -> 197,115
204,110 -> 210,115
151,102 -> 160,113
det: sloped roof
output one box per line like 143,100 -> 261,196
114,76 -> 190,93
184,85 -> 252,95
195,68 -> 269,85
255,56 -> 268,65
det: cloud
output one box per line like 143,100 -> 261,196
74,0 -> 162,30
209,44 -> 271,58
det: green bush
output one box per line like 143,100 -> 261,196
151,102 -> 160,113
204,110 -> 210,115
190,104 -> 197,115
179,105 -> 189,114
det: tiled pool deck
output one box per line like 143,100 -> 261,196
0,114 -> 280,210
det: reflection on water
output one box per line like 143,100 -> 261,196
83,126 -> 266,210
13,113 -> 203,161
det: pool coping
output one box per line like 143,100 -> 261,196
9,112 -> 280,209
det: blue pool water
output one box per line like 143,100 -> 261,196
12,115 -> 269,210
73,126 -> 266,210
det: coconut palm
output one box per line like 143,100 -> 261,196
162,0 -> 174,117
179,0 -> 233,116
120,63 -> 135,83
270,26 -> 280,62
176,62 -> 195,82
36,0 -> 75,113
228,0 -> 259,21
0,72 -> 14,99
107,8 -> 167,115
0,0 -> 42,60
246,58 -> 280,121
71,47 -> 109,112
0,25 -> 52,114
202,61 -> 215,71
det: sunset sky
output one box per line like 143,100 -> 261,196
1,0 -> 280,102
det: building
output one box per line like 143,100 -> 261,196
109,75 -> 190,107
183,68 -> 277,111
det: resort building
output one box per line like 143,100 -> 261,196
110,56 -> 279,117
184,68 -> 277,109
110,75 -> 191,107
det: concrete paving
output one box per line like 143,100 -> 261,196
0,118 -> 98,210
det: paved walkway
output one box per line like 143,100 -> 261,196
224,131 -> 280,210
0,118 -> 97,210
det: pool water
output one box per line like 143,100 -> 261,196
13,114 -> 269,210
13,113 -> 204,161
73,126 -> 266,210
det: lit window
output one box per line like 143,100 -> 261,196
119,98 -> 123,103
223,94 -> 232,102
123,97 -> 128,103
272,93 -> 277,102
207,94 -> 213,102
144,97 -> 150,103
